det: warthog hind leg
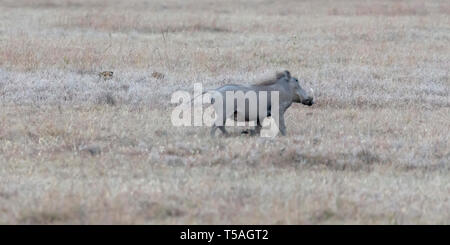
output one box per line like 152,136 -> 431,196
211,123 -> 229,137
241,120 -> 262,136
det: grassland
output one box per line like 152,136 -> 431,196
0,0 -> 449,224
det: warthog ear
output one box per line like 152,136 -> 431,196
276,70 -> 291,80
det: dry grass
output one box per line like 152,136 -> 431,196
0,0 -> 449,224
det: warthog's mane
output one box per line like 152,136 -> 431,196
252,71 -> 288,86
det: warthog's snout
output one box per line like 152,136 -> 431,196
302,97 -> 314,106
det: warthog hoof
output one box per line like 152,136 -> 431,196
241,129 -> 258,136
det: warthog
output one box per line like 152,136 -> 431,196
206,70 -> 313,136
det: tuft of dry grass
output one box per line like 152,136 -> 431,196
0,0 -> 449,224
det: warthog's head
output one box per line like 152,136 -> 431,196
283,72 -> 313,106
292,78 -> 313,106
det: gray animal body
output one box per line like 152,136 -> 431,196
207,71 -> 313,136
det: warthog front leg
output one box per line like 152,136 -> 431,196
278,114 -> 287,136
272,110 -> 287,136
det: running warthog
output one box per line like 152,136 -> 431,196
206,71 -> 313,136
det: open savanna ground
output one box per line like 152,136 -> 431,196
0,0 -> 449,224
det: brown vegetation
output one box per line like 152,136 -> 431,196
0,0 -> 449,224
